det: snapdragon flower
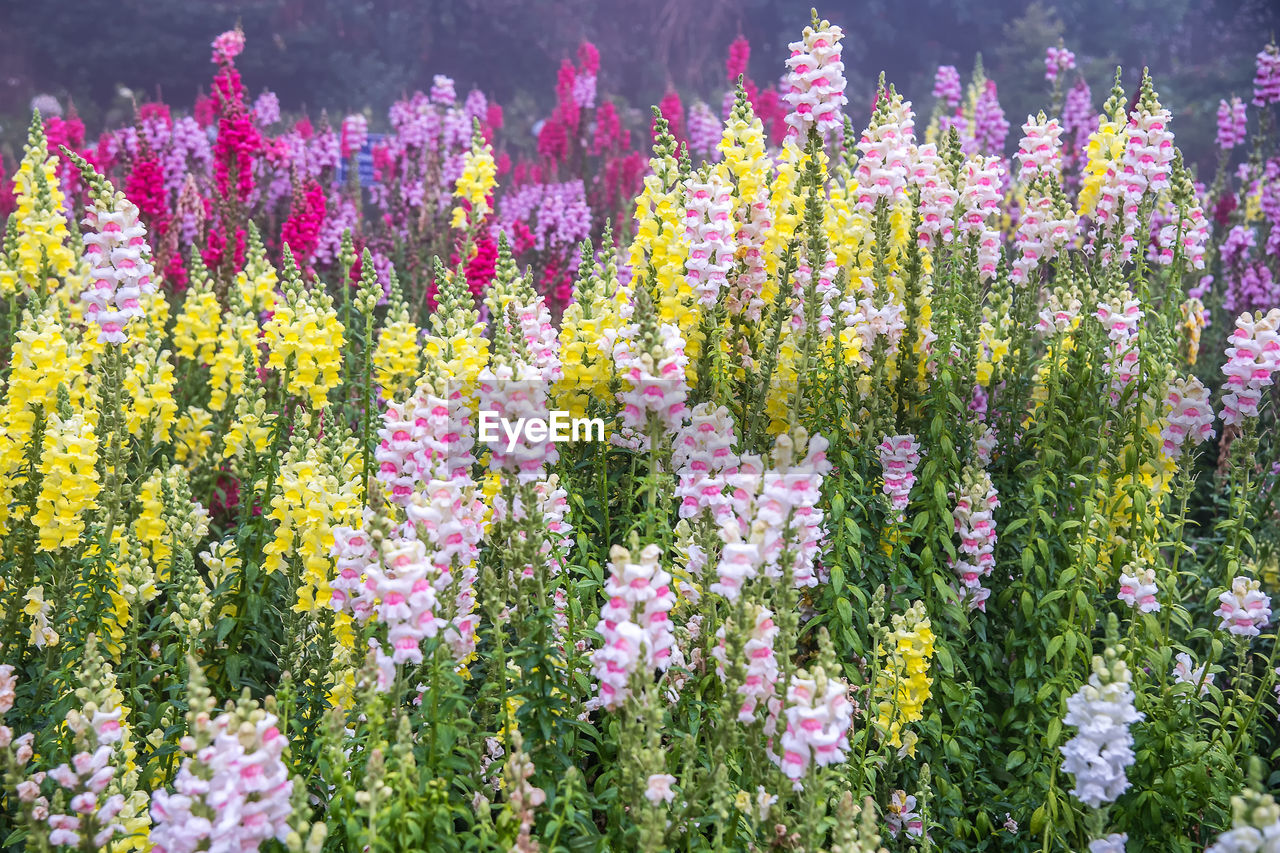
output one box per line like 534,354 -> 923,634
1220,309 -> 1280,426
1217,576 -> 1272,638
1045,45 -> 1076,83
1253,41 -> 1280,107
590,543 -> 676,710
1060,650 -> 1142,808
683,171 -> 735,306
878,434 -> 921,521
782,17 -> 847,138
1217,97 -> 1248,150
711,605 -> 780,722
1171,652 -> 1213,697
774,665 -> 853,780
1116,564 -> 1159,613
854,87 -> 914,212
1160,375 -> 1215,461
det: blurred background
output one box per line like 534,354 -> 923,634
1,0 -> 1278,169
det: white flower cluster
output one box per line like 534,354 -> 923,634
1207,789 -> 1280,853
1060,651 -> 1142,808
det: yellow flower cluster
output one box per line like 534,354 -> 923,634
122,338 -> 178,444
423,265 -> 490,384
34,410 -> 101,551
374,296 -> 422,397
4,115 -> 76,295
558,242 -> 623,417
207,291 -> 259,413
451,132 -> 497,230
173,407 -> 214,469
874,601 -> 935,756
173,259 -> 220,364
264,276 -> 344,412
264,434 -> 361,619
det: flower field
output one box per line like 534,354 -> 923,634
0,12 -> 1279,852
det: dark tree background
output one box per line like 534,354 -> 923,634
1,0 -> 1277,169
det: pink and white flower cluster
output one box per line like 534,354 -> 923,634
1016,114 -> 1064,182
613,315 -> 689,436
81,195 -> 157,345
1171,652 -> 1213,696
683,173 -> 735,306
1160,375 -> 1215,461
950,466 -> 999,611
150,707 -> 294,853
711,604 -> 780,722
478,362 -> 560,483
1216,576 -> 1272,638
909,142 -> 957,247
341,113 -> 369,159
782,19 -> 847,137
774,666 -> 853,780
45,744 -> 126,849
958,155 -> 1005,280
1220,309 -> 1280,426
590,543 -> 676,710
719,431 -> 831,595
673,403 -> 740,530
1045,45 -> 1076,82
375,387 -> 477,503
365,537 -> 447,672
1095,298 -> 1143,401
878,434 -> 921,521
854,90 -> 914,212
1116,563 -> 1159,613
1012,184 -> 1076,285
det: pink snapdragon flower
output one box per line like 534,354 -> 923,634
81,193 -> 157,345
1220,309 -> 1280,426
683,172 -> 735,306
1217,97 -> 1248,150
782,18 -> 847,137
1217,576 -> 1272,638
591,544 -> 676,710
1253,41 -> 1280,107
878,434 -> 921,521
711,605 -> 780,722
1045,45 -> 1076,83
774,667 -> 853,780
932,65 -> 962,110
1116,564 -> 1159,613
1160,375 -> 1215,460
